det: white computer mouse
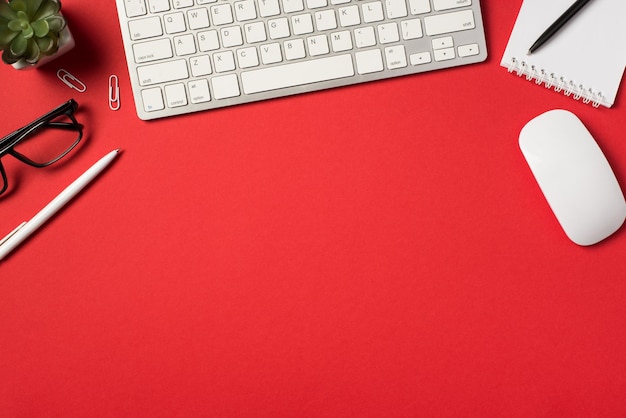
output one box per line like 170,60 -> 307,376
519,109 -> 626,246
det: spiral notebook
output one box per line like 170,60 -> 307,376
501,0 -> 626,108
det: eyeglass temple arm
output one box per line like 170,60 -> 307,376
46,121 -> 84,131
0,162 -> 7,195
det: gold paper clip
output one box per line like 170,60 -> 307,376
57,69 -> 86,92
108,74 -> 120,111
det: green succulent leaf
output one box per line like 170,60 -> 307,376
21,23 -> 33,38
7,18 -> 23,32
9,0 -> 28,14
2,47 -> 20,64
0,3 -> 18,21
44,15 -> 64,32
9,32 -> 27,56
31,18 -> 49,37
26,0 -> 44,19
0,27 -> 19,49
34,33 -> 54,52
32,0 -> 60,21
39,31 -> 57,55
24,38 -> 40,62
16,9 -> 29,20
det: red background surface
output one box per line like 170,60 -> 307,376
2,1 -> 626,416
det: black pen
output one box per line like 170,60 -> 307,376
527,0 -> 592,55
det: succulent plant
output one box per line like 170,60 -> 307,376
0,0 -> 67,65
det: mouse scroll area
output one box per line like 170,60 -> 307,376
519,109 -> 626,246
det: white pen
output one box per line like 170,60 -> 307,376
0,149 -> 121,261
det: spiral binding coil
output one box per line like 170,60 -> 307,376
507,57 -> 602,108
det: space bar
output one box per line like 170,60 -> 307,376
241,55 -> 355,94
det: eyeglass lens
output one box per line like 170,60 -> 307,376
11,113 -> 82,166
1,102 -> 82,196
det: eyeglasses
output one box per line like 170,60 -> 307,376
0,99 -> 83,196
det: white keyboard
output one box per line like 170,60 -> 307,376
116,0 -> 487,120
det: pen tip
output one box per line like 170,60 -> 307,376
526,50 -> 532,56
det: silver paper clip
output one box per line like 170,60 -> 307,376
57,69 -> 86,92
108,75 -> 120,111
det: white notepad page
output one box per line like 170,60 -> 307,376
501,0 -> 626,108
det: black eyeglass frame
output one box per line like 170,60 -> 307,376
0,99 -> 83,195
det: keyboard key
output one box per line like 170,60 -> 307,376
244,22 -> 267,43
173,0 -> 194,9
235,0 -> 257,21
198,30 -> 220,51
315,10 -> 337,31
190,54 -> 212,76
241,54 -> 354,94
211,4 -> 234,25
283,39 -> 304,60
221,26 -> 244,47
355,49 -> 384,74
164,12 -> 186,34
307,34 -> 330,56
433,47 -> 455,61
424,10 -> 475,36
362,2 -> 384,23
133,38 -> 173,63
408,0 -> 430,14
236,47 -> 260,68
401,18 -> 423,40
307,0 -> 328,8
384,45 -> 407,69
211,74 -> 241,99
188,8 -> 211,29
141,87 -> 164,111
458,43 -> 479,57
282,0 -> 304,13
354,26 -> 376,48
174,34 -> 196,56
284,38 -> 306,60
268,17 -> 290,39
188,79 -> 212,103
258,0 -> 280,17
165,83 -> 188,107
330,30 -> 352,52
432,36 -> 453,49
260,43 -> 283,64
129,16 -> 162,40
377,22 -> 400,44
148,0 -> 169,13
137,59 -> 189,86
385,0 -> 408,19
433,0 -> 472,11
409,51 -> 431,65
124,0 -> 147,18
292,13 -> 314,35
338,6 -> 360,27
213,51 -> 236,72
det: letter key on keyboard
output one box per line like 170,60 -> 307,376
116,0 -> 487,120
